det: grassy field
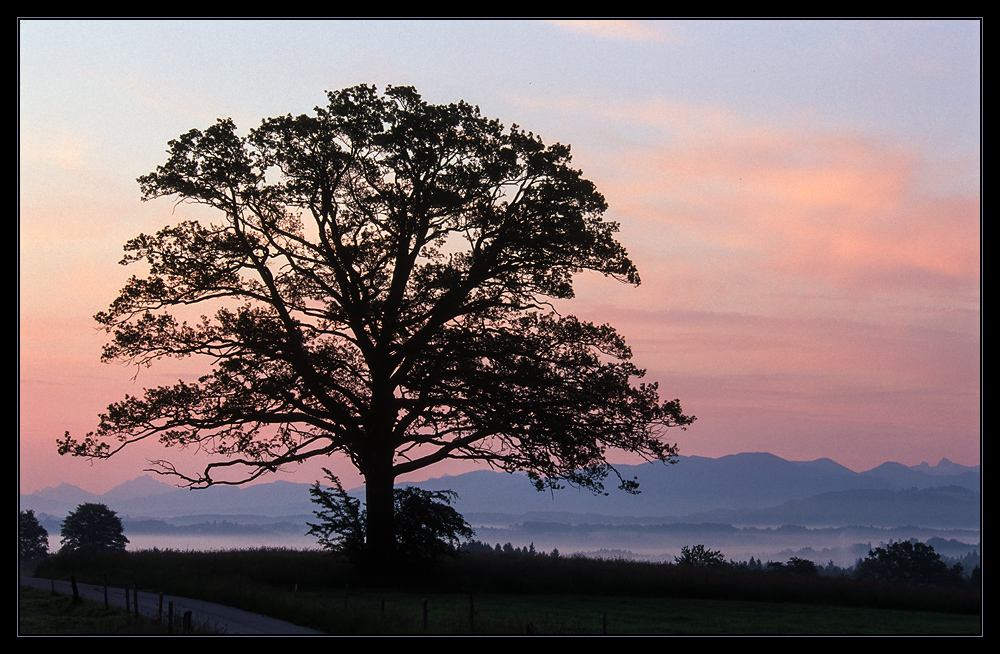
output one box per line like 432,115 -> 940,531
17,585 -> 222,635
341,591 -> 980,635
21,548 -> 982,636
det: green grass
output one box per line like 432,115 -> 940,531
261,589 -> 979,635
17,585 -> 221,635
24,548 -> 982,635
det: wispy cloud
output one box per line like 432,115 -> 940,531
520,94 -> 979,304
528,87 -> 979,469
20,121 -> 96,172
545,19 -> 677,44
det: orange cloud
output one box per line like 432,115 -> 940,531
585,106 -> 979,300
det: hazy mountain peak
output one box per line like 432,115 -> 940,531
794,457 -> 855,475
913,458 -> 976,475
26,482 -> 93,502
19,451 -> 979,527
103,475 -> 177,499
864,461 -> 910,474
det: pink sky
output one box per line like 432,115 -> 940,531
19,20 -> 980,495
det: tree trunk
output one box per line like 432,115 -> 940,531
362,445 -> 397,573
362,368 -> 399,573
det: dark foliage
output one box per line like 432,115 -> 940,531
855,540 -> 962,586
19,509 -> 49,560
58,84 -> 694,563
59,503 -> 129,554
766,557 -> 819,576
307,470 -> 474,565
674,544 -> 727,567
393,486 -> 475,562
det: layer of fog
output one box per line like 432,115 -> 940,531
48,522 -> 980,570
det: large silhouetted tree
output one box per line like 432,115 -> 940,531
58,85 -> 694,564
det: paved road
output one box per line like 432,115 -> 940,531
20,576 -> 324,635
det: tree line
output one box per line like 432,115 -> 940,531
21,503 -> 979,590
453,537 -> 980,588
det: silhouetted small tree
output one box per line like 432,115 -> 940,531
306,472 -> 365,559
393,485 -> 475,562
19,509 -> 49,560
59,503 -> 128,553
674,544 -> 727,567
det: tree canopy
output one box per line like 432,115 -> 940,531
19,509 -> 49,560
59,503 -> 129,554
674,544 -> 727,567
854,540 -> 959,586
58,85 -> 694,561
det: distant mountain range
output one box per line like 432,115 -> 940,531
20,452 -> 980,530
